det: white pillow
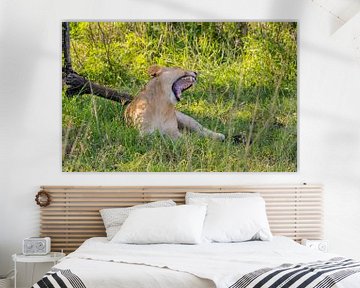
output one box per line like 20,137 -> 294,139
202,197 -> 272,243
100,200 -> 176,240
111,205 -> 207,244
186,192 -> 259,204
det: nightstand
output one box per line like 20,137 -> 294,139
12,252 -> 65,288
301,239 -> 328,252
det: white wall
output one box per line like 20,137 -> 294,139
1,0 -> 360,285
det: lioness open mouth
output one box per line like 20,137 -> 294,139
172,75 -> 196,101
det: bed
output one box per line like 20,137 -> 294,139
33,185 -> 360,288
33,236 -> 360,288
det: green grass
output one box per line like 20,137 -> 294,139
62,22 -> 297,172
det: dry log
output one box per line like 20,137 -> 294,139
64,72 -> 132,105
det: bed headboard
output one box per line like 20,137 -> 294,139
39,184 -> 323,253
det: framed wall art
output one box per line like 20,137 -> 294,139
62,21 -> 297,172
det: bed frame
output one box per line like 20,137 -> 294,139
39,184 -> 323,253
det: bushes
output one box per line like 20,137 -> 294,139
240,22 -> 297,95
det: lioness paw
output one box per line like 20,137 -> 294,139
217,133 -> 225,141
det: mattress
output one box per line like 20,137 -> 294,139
34,236 -> 360,288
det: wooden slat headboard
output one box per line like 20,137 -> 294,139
39,184 -> 323,253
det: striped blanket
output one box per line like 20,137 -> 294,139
32,258 -> 360,288
230,258 -> 360,288
32,268 -> 86,288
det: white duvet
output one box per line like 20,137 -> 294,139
54,237 -> 360,288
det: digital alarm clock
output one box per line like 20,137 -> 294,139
23,237 -> 51,255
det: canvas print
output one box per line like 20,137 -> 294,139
62,22 -> 297,172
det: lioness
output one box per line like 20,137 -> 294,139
124,65 -> 225,141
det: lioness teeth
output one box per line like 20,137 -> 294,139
183,76 -> 195,81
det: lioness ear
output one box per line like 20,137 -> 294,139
148,65 -> 163,77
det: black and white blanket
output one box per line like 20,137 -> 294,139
229,258 -> 360,288
32,268 -> 86,288
33,258 -> 360,288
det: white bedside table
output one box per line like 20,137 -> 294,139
12,252 -> 65,288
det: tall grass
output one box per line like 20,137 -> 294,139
62,22 -> 297,172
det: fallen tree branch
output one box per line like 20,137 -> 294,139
64,72 -> 132,105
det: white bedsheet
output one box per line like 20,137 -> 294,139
55,236 -> 360,288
